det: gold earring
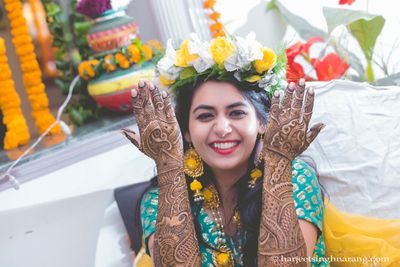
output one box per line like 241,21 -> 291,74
184,144 -> 204,202
249,133 -> 264,189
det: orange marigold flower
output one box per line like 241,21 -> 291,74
128,44 -> 141,63
147,40 -> 162,52
208,12 -> 221,21
203,0 -> 216,9
210,22 -> 223,32
142,44 -> 153,61
10,17 -> 26,28
12,35 -> 33,46
0,56 -> 8,63
212,31 -> 225,38
11,26 -> 29,36
16,44 -> 35,56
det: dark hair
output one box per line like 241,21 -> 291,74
174,77 -> 271,266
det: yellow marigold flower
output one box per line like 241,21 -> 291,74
4,131 -> 18,150
0,56 -> 8,63
175,40 -> 198,67
10,17 -> 26,28
159,75 -> 175,86
16,44 -> 35,57
147,40 -> 162,52
208,12 -> 221,21
21,60 -> 40,72
12,35 -> 32,46
128,44 -> 141,63
0,38 -> 5,54
254,47 -> 277,74
5,2 -> 22,12
142,44 -> 153,61
245,75 -> 262,83
11,26 -> 29,37
209,36 -> 234,66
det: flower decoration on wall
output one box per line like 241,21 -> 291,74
203,0 -> 226,38
0,38 -> 31,150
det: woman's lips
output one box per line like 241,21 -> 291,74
209,141 -> 240,155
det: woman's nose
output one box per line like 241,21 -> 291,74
214,117 -> 232,138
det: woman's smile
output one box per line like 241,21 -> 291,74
209,140 -> 241,155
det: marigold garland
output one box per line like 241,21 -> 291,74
203,0 -> 226,38
0,38 -> 31,150
4,0 -> 61,135
78,39 -> 163,81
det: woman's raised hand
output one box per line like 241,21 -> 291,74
263,79 -> 325,161
121,81 -> 184,171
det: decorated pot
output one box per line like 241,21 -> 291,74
87,63 -> 155,113
87,10 -> 139,52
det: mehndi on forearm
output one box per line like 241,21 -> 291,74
258,151 -> 307,266
153,162 -> 201,266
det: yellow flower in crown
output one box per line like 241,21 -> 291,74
175,40 -> 199,67
159,75 -> 175,86
209,36 -> 234,66
254,47 -> 277,74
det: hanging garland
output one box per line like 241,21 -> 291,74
4,0 -> 61,135
203,0 -> 226,38
0,38 -> 31,150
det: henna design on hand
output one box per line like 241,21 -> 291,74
258,80 -> 325,266
121,81 -> 201,266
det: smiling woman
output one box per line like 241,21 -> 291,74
121,34 -> 327,266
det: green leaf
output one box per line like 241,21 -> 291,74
323,7 -> 378,34
267,0 -> 328,40
348,16 -> 385,61
179,67 -> 197,79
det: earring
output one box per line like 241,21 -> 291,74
184,144 -> 204,202
249,133 -> 264,189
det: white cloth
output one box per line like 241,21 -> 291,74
303,80 -> 400,219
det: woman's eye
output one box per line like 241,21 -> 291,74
230,110 -> 246,118
197,113 -> 213,120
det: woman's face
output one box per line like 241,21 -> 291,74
184,81 -> 263,175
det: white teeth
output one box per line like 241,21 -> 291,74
211,142 -> 238,149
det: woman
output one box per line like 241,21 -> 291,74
121,34 -> 326,266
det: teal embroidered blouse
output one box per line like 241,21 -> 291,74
140,158 -> 328,266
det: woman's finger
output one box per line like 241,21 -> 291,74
269,90 -> 281,123
149,82 -> 165,120
291,79 -> 306,119
302,87 -> 315,126
162,90 -> 175,120
282,82 -> 295,109
120,128 -> 142,151
305,123 -> 325,147
132,81 -> 156,131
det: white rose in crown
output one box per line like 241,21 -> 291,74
224,32 -> 263,72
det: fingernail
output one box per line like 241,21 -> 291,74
308,87 -> 314,94
274,90 -> 280,97
131,89 -> 138,97
162,90 -> 167,98
299,78 -> 305,86
288,82 -> 295,89
321,124 -> 326,130
149,82 -> 155,90
138,81 -> 145,88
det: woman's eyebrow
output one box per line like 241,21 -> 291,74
192,102 -> 248,113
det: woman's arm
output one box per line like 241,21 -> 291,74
258,80 -> 324,266
122,81 -> 201,266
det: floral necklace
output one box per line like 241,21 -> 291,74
202,184 -> 242,267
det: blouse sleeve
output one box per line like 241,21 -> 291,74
292,158 -> 324,232
140,187 -> 159,255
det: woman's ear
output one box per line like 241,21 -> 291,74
184,131 -> 192,143
258,121 -> 266,135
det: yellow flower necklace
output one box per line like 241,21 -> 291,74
203,184 -> 242,267
4,0 -> 61,136
0,38 -> 31,150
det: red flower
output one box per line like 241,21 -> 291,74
339,0 -> 355,5
312,53 -> 349,81
286,61 -> 305,83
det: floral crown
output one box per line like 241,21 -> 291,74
155,33 -> 286,99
